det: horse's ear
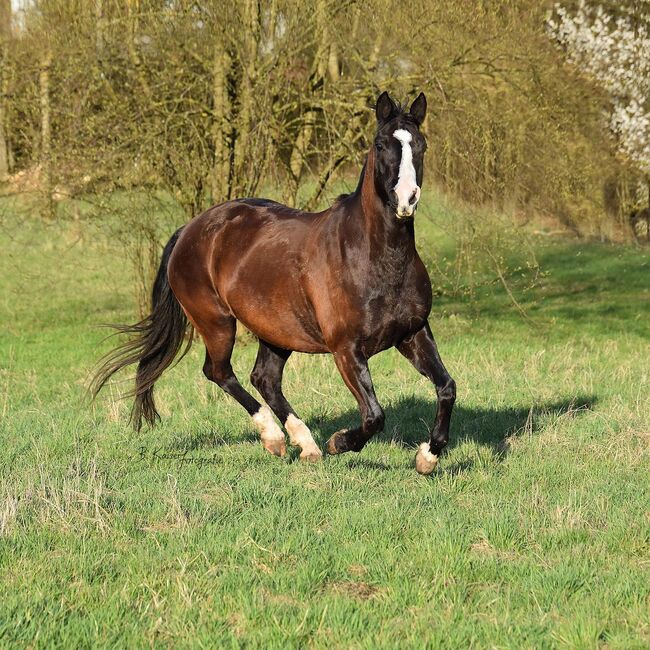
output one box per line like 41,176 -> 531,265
376,91 -> 398,124
409,92 -> 427,125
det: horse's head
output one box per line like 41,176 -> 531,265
372,91 -> 427,219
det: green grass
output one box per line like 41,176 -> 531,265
0,199 -> 648,648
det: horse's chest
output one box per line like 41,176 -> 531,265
360,282 -> 429,352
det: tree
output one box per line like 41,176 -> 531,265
548,1 -> 650,208
1,0 -> 634,240
0,0 -> 11,180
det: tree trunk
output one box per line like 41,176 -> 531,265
327,42 -> 340,83
285,0 -> 330,206
95,0 -> 104,59
211,41 -> 233,203
232,0 -> 260,198
126,0 -> 152,101
303,35 -> 381,211
0,0 -> 11,181
40,49 -> 54,219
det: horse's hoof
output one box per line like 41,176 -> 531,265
300,448 -> 323,463
326,429 -> 348,455
263,439 -> 286,458
415,443 -> 438,475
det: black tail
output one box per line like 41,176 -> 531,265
90,227 -> 193,430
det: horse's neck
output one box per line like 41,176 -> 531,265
356,149 -> 416,262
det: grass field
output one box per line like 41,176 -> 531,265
1,197 -> 649,648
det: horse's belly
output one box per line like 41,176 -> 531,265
226,289 -> 328,353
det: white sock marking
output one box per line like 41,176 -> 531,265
252,406 -> 284,442
285,414 -> 322,457
418,442 -> 437,464
393,128 -> 420,217
415,442 -> 438,474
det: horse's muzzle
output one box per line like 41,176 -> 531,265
395,186 -> 420,218
396,206 -> 416,218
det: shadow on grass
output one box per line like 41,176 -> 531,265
307,394 -> 597,466
165,394 -> 596,472
167,429 -> 260,451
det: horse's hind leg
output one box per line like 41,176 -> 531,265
250,341 -> 322,461
197,314 -> 286,457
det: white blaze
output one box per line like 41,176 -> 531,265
392,129 -> 420,217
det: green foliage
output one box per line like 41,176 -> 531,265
2,1 -> 644,315
1,0 -> 641,237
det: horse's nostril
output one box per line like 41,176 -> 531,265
409,190 -> 418,205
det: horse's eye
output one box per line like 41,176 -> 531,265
375,143 -> 383,152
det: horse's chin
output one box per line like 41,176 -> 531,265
395,208 -> 416,221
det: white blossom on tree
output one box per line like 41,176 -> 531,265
547,2 -> 650,175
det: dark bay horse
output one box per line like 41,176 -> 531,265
92,91 -> 456,474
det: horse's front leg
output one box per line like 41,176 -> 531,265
397,322 -> 456,474
326,346 -> 385,455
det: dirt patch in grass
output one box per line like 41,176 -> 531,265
326,580 -> 383,600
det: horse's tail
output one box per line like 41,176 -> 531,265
90,227 -> 193,430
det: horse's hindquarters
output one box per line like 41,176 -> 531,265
169,203 -> 328,354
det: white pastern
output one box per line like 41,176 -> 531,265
252,406 -> 285,455
285,414 -> 322,459
392,128 -> 420,217
415,442 -> 438,475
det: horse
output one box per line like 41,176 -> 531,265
91,91 -> 456,475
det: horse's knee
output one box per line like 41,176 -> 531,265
364,408 -> 385,435
204,359 -> 233,388
203,362 -> 225,385
250,367 -> 264,393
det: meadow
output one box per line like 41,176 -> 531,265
0,195 -> 648,648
